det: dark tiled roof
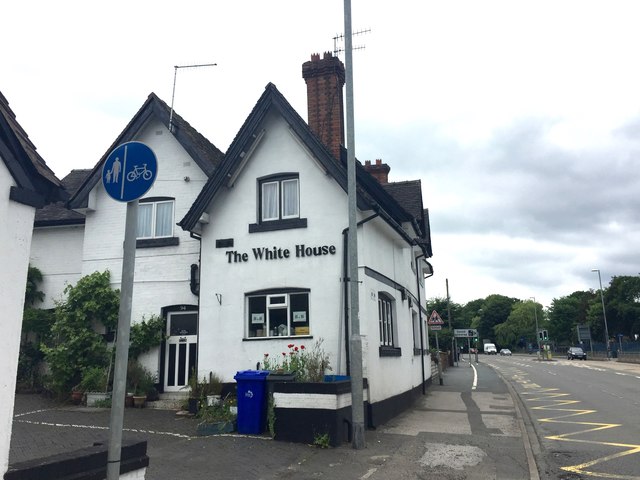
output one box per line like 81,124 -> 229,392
179,83 -> 427,256
68,93 -> 224,210
35,169 -> 90,226
0,90 -> 64,206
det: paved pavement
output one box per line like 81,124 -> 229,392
10,361 -> 540,479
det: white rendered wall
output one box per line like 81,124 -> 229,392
79,119 -> 206,374
197,111 -> 348,382
30,225 -> 84,309
0,159 -> 36,475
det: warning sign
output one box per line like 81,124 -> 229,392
427,310 -> 444,325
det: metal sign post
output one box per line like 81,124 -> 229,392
102,142 -> 157,480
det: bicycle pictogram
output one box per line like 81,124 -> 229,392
126,164 -> 153,182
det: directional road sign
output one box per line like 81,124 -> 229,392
427,310 -> 445,325
102,141 -> 157,202
454,329 -> 478,338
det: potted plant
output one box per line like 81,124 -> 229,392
195,395 -> 237,436
80,366 -> 110,407
204,372 -> 223,406
127,360 -> 155,408
71,383 -> 84,405
183,369 -> 203,414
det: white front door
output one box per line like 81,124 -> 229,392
164,311 -> 198,392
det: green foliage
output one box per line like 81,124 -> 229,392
548,292 -> 593,344
79,366 -> 109,392
477,295 -> 518,341
197,395 -> 236,425
261,338 -> 331,382
603,276 -> 640,338
127,360 -> 156,395
129,314 -> 166,359
41,271 -> 119,397
313,432 -> 330,448
25,265 -> 45,306
494,300 -> 542,348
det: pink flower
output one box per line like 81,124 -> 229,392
287,343 -> 295,349
294,347 -> 299,352
282,352 -> 286,356
264,353 -> 269,357
300,345 -> 305,350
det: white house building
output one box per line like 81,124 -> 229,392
179,53 -> 433,426
64,94 -> 224,383
0,90 -> 64,474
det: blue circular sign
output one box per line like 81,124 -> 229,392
102,141 -> 157,202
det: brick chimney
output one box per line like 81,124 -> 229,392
363,159 -> 390,184
302,52 -> 345,160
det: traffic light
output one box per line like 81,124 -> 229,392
543,330 -> 548,341
538,331 -> 544,342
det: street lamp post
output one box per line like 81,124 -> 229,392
591,269 -> 611,359
530,297 -> 540,360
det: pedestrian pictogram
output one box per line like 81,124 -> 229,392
102,141 -> 157,202
427,310 -> 445,325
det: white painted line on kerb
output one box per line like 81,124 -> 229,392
471,363 -> 478,390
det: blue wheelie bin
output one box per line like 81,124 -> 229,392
234,370 -> 269,434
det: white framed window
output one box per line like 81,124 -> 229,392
412,310 -> 421,353
246,289 -> 309,338
378,292 -> 395,347
138,199 -> 174,239
260,175 -> 299,222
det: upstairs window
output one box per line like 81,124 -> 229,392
261,175 -> 299,222
138,198 -> 174,239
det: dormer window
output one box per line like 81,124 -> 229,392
249,173 -> 307,233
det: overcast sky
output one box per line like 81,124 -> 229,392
3,1 -> 639,308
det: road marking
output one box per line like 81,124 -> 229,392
361,468 -> 378,479
471,362 -> 478,390
522,387 -> 640,478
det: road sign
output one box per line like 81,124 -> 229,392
427,310 -> 445,325
102,141 -> 157,202
454,328 -> 477,338
429,325 -> 442,331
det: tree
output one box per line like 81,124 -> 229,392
494,299 -> 544,349
604,276 -> 640,338
477,294 -> 518,342
42,270 -> 119,396
547,291 -> 594,345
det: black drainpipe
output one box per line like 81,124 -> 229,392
342,212 -> 379,375
415,252 -> 434,393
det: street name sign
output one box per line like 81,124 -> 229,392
102,141 -> 157,202
454,329 -> 477,338
429,325 -> 442,331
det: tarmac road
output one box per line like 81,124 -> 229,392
10,362 -> 537,479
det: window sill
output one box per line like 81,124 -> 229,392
249,218 -> 307,233
136,237 -> 180,248
379,346 -> 402,357
243,335 -> 313,341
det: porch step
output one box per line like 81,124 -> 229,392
146,392 -> 188,410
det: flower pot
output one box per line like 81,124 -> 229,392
132,395 -> 147,408
196,420 -> 236,436
71,390 -> 84,405
125,393 -> 134,408
188,397 -> 199,415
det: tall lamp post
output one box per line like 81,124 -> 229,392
591,269 -> 611,359
530,297 -> 540,360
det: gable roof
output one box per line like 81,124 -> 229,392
0,90 -> 64,207
179,83 -> 425,253
35,169 -> 90,226
68,93 -> 224,209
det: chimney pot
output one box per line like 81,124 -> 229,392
363,159 -> 390,184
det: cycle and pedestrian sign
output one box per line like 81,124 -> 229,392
102,141 -> 157,202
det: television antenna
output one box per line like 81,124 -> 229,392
333,28 -> 371,57
169,62 -> 217,132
